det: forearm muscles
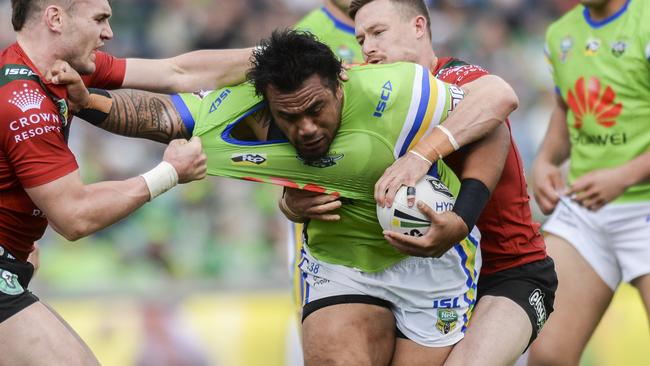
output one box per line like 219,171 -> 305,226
446,75 -> 518,146
99,90 -> 189,143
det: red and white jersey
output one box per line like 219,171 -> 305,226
433,57 -> 547,275
0,43 -> 126,261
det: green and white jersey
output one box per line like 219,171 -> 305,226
172,62 -> 473,272
545,0 -> 650,202
294,6 -> 363,64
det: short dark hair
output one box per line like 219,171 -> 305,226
247,29 -> 343,98
11,0 -> 36,30
349,0 -> 432,39
11,0 -> 75,31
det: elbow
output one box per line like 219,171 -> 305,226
495,77 -> 519,117
504,85 -> 519,115
52,216 -> 93,242
59,224 -> 90,242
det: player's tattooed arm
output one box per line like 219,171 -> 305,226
98,89 -> 190,143
47,60 -> 190,143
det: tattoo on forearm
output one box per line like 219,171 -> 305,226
99,90 -> 189,143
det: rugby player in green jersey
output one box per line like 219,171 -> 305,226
284,1 -> 556,365
57,29 -> 511,365
531,0 -> 650,364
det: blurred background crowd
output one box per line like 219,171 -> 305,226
0,0 -> 573,290
1,0 -> 647,365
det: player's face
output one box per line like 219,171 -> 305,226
354,0 -> 421,64
266,75 -> 343,162
60,0 -> 114,74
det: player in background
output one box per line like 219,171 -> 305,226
0,2 -> 209,364
282,0 -> 557,364
295,0 -> 364,65
530,0 -> 650,364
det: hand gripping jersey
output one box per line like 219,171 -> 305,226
173,62 -> 479,274
294,7 -> 364,65
545,0 -> 650,202
433,57 -> 547,275
0,43 -> 125,260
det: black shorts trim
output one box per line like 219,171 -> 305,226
302,294 -> 391,322
0,254 -> 39,323
477,257 -> 558,349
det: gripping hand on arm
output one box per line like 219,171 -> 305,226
279,188 -> 343,223
375,75 -> 518,208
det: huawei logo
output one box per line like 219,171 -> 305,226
567,77 -> 622,129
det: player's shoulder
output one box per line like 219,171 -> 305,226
546,5 -> 583,40
346,63 -> 418,91
435,57 -> 489,84
348,62 -> 417,76
294,7 -> 329,32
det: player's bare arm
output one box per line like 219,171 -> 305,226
532,94 -> 571,214
99,89 -> 189,143
442,75 -> 518,147
123,48 -> 254,93
50,59 -> 190,143
25,137 -> 206,241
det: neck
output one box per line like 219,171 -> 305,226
586,0 -> 628,21
418,44 -> 438,71
16,30 -> 60,75
324,0 -> 354,27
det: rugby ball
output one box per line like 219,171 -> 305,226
376,175 -> 455,237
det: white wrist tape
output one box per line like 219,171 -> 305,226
141,161 -> 179,200
436,125 -> 460,151
409,150 -> 433,166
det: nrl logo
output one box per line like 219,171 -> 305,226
297,153 -> 344,168
435,309 -> 458,335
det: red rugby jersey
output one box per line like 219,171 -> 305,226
0,43 -> 126,261
433,57 -> 547,274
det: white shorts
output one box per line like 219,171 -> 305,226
298,228 -> 481,348
543,196 -> 650,290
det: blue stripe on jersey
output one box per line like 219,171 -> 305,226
320,6 -> 355,35
399,70 -> 430,157
454,243 -> 473,289
171,94 -> 195,135
427,162 -> 440,179
221,103 -> 289,146
582,0 -> 630,29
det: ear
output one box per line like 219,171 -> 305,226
413,15 -> 428,40
44,5 -> 65,34
336,81 -> 344,99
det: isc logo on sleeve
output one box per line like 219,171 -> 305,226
373,81 -> 393,118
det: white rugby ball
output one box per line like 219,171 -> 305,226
376,175 -> 455,237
